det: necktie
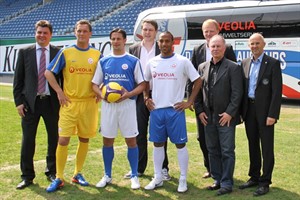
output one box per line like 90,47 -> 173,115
37,47 -> 46,94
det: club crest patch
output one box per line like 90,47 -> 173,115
262,78 -> 269,85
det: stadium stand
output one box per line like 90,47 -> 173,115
0,0 -> 235,38
0,0 -> 42,23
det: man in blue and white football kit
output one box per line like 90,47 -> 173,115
144,31 -> 202,193
92,28 -> 146,190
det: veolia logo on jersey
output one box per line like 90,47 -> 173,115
152,71 -> 175,79
104,73 -> 127,81
69,66 -> 93,74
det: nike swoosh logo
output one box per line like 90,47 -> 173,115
106,88 -> 116,93
155,181 -> 162,186
180,138 -> 186,141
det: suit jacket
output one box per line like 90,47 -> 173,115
13,44 -> 61,114
195,58 -> 243,126
241,53 -> 282,123
191,43 -> 236,70
129,41 -> 160,58
188,42 -> 236,96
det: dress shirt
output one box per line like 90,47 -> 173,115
140,42 -> 156,72
205,44 -> 212,62
208,58 -> 223,110
248,53 -> 264,98
36,43 -> 50,95
141,42 -> 156,90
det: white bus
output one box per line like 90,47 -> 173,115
133,0 -> 300,99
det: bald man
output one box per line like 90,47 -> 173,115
239,33 -> 282,196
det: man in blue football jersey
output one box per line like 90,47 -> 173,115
92,28 -> 146,190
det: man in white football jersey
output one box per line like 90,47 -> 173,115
144,31 -> 202,193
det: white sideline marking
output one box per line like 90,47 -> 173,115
0,145 -> 128,173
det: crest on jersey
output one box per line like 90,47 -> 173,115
122,64 -> 128,70
88,58 -> 94,64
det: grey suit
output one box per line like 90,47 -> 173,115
241,53 -> 282,186
190,42 -> 236,173
195,57 -> 243,188
128,42 -> 169,173
13,44 -> 61,181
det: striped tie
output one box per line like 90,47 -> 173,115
37,47 -> 46,94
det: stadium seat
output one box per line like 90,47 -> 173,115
0,0 -> 240,37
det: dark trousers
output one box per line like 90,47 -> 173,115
20,97 -> 58,181
205,123 -> 235,188
195,112 -> 210,172
244,101 -> 274,186
136,93 -> 168,173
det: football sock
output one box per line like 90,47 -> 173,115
177,146 -> 188,179
56,143 -> 68,180
103,146 -> 114,178
127,146 -> 139,177
153,146 -> 165,180
74,141 -> 89,176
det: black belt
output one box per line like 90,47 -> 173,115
37,95 -> 50,99
248,98 -> 255,103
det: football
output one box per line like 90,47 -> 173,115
101,82 -> 123,103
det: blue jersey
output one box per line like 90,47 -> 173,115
92,53 -> 144,99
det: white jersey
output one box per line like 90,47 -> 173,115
145,53 -> 200,109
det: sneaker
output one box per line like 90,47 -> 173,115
46,178 -> 64,193
72,173 -> 89,186
162,168 -> 171,181
47,174 -> 56,182
144,177 -> 163,190
96,175 -> 112,188
124,171 -> 143,179
177,178 -> 188,193
130,176 -> 140,190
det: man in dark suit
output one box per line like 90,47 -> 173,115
13,20 -> 61,189
124,19 -> 170,180
239,33 -> 282,196
189,19 -> 236,179
194,35 -> 243,195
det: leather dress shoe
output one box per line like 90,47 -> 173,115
16,180 -> 33,190
217,187 -> 232,196
207,183 -> 220,190
47,174 -> 56,182
253,186 -> 269,196
239,179 -> 259,189
202,172 -> 211,178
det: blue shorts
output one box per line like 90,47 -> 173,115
149,107 -> 187,144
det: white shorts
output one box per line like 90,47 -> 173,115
100,99 -> 139,138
